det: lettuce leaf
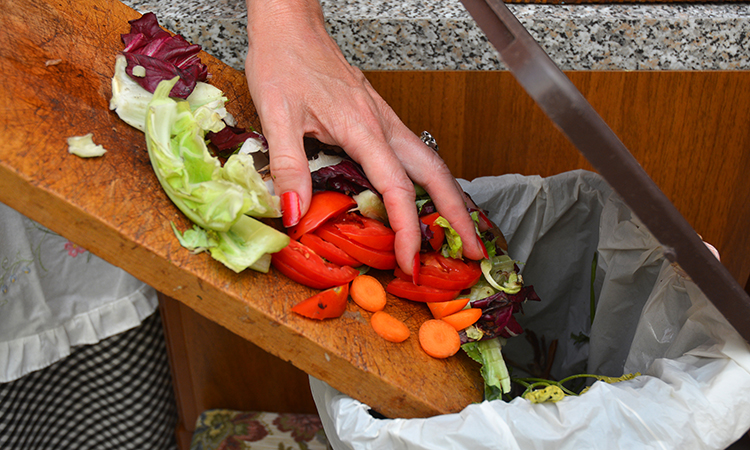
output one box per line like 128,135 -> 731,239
147,77 -> 287,272
172,217 -> 286,274
461,338 -> 510,399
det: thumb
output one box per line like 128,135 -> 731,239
263,121 -> 312,228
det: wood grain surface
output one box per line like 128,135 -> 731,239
0,0 -> 483,419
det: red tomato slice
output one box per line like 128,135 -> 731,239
287,191 -> 356,240
328,213 -> 395,252
271,240 -> 359,290
291,284 -> 350,320
393,252 -> 482,291
385,278 -> 460,303
419,252 -> 482,291
300,233 -> 361,267
315,224 -> 396,270
420,212 -> 445,252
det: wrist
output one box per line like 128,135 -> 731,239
246,0 -> 326,34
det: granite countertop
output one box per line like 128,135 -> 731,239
121,0 -> 749,71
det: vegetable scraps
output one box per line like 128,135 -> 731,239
67,133 -> 107,158
279,152 -> 540,401
111,13 -> 287,273
370,311 -> 410,343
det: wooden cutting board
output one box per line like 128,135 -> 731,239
0,0 -> 483,418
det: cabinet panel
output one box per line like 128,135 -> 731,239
365,70 -> 750,287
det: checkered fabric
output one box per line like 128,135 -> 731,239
0,311 -> 178,450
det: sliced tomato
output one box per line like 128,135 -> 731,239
287,191 -> 356,240
300,233 -> 361,267
420,212 -> 445,251
327,212 -> 395,252
271,240 -> 358,290
385,278 -> 460,303
291,284 -> 350,320
315,224 -> 396,270
393,252 -> 482,291
418,252 -> 482,291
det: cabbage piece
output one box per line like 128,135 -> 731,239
461,338 -> 510,399
307,151 -> 344,173
209,215 -> 287,273
480,255 -> 523,294
352,189 -> 388,223
147,78 -> 287,271
110,54 -> 227,132
145,77 -> 280,225
67,133 -> 107,158
172,217 -> 287,273
222,153 -> 281,218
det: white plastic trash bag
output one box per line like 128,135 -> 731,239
310,170 -> 750,450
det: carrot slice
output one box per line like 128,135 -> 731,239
370,311 -> 410,343
441,308 -> 482,331
418,319 -> 461,359
427,297 -> 470,319
350,274 -> 387,312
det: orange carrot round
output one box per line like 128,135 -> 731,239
370,311 -> 410,343
427,297 -> 470,319
441,308 -> 482,331
350,274 -> 387,312
418,319 -> 461,359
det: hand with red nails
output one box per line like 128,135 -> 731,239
245,0 -> 486,275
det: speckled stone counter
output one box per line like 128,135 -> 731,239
120,0 -> 750,71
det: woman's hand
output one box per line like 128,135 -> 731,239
245,0 -> 486,274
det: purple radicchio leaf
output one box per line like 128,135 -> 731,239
420,220 -> 435,252
206,124 -> 268,157
122,12 -> 170,47
310,159 -> 379,197
122,52 -> 199,99
418,200 -> 437,217
469,285 -> 541,341
120,12 -> 208,99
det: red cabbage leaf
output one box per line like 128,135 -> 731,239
120,12 -> 208,99
311,159 -> 378,197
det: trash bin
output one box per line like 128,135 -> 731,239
310,170 -> 750,450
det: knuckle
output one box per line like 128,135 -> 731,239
269,152 -> 305,179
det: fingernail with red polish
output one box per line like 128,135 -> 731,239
477,235 -> 489,260
412,253 -> 421,286
280,191 -> 301,228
